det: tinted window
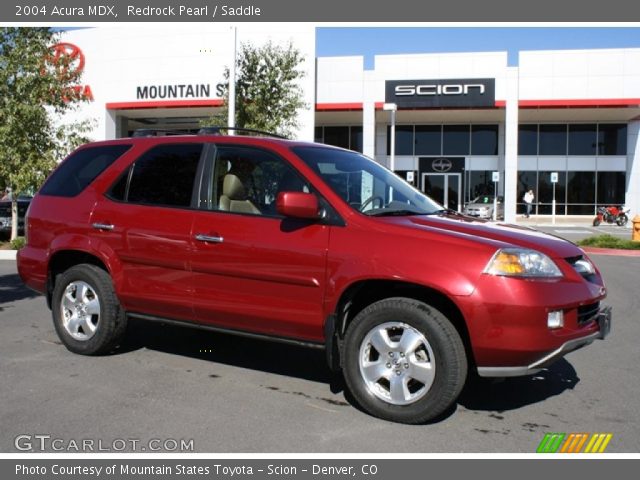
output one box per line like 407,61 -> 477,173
40,144 -> 131,197
350,126 -> 363,153
387,125 -> 414,155
597,172 -> 626,204
568,124 -> 597,155
471,125 -> 498,155
597,124 -> 627,155
323,127 -> 350,149
518,125 -> 538,155
443,125 -> 470,155
567,171 -> 595,204
415,125 -> 441,155
539,124 -> 567,155
127,144 -> 203,207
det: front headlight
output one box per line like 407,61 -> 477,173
484,248 -> 563,278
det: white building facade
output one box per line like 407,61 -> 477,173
62,28 -> 640,221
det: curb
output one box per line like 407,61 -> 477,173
581,246 -> 640,257
0,250 -> 17,260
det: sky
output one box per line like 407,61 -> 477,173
316,27 -> 640,68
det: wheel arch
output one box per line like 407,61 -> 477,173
47,250 -> 111,309
326,279 -> 474,372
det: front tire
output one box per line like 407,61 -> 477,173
52,264 -> 127,355
617,214 -> 628,227
343,297 -> 467,424
593,218 -> 601,227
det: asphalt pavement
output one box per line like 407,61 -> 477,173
1,247 -> 639,453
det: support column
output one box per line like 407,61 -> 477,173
503,66 -> 519,223
626,121 -> 640,218
362,71 -> 376,159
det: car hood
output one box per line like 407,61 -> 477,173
464,203 -> 495,209
379,213 -> 582,258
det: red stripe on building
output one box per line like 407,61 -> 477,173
315,102 -> 365,111
519,98 -> 640,108
106,99 -> 224,110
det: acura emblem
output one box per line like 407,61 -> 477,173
432,158 -> 452,173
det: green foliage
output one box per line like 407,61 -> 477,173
0,27 -> 91,240
9,236 -> 26,250
577,234 -> 640,250
203,41 -> 307,138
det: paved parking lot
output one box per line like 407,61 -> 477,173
1,251 -> 639,453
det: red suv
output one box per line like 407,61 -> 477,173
18,130 -> 611,424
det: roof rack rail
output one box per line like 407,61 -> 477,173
131,129 -> 193,138
197,126 -> 288,139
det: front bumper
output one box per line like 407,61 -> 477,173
477,306 -> 611,377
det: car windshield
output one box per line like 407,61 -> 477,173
292,146 -> 442,216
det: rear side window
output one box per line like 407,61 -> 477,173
121,144 -> 203,208
40,144 -> 132,197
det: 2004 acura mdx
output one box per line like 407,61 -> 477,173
18,129 -> 611,424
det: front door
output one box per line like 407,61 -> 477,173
190,144 -> 330,342
422,173 -> 461,212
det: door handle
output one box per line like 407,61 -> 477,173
92,223 -> 114,231
195,233 -> 224,243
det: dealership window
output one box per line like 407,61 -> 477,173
466,171 -> 495,203
471,125 -> 498,155
443,125 -> 470,155
537,171 -> 567,215
125,144 -> 203,208
323,127 -> 350,150
597,124 -> 627,155
597,172 -> 626,205
566,171 -> 596,215
415,125 -> 441,155
568,124 -> 597,155
539,124 -> 567,155
317,126 -> 363,152
386,125 -> 414,155
516,171 -> 538,215
518,125 -> 538,155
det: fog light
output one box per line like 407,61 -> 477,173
547,310 -> 564,329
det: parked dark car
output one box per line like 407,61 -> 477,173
0,196 -> 31,236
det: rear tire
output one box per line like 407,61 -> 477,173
52,264 -> 127,355
343,297 -> 467,424
593,218 -> 601,227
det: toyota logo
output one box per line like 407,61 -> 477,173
432,158 -> 453,173
48,43 -> 85,80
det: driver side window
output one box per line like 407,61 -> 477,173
210,146 -> 310,217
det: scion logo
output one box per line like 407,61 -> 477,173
432,158 -> 453,173
395,83 -> 486,96
386,78 -> 495,108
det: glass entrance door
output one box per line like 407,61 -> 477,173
422,173 -> 461,212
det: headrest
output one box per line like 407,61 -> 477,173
223,174 -> 246,200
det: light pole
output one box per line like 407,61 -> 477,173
383,103 -> 397,173
228,26 -> 237,135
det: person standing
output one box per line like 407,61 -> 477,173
523,189 -> 534,218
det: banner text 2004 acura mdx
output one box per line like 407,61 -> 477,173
18,132 -> 611,424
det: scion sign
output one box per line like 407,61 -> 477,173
385,78 -> 495,108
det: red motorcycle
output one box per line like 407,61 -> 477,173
593,205 -> 630,227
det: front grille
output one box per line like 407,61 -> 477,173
578,302 -> 600,325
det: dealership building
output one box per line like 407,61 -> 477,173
62,26 -> 640,222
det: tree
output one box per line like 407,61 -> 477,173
0,28 -> 91,240
204,41 -> 307,138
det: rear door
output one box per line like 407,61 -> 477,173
90,142 -> 205,321
190,144 -> 330,342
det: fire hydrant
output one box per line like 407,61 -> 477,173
633,215 -> 640,242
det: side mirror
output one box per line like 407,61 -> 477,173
276,192 -> 320,220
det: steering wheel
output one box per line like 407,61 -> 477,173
359,195 -> 384,212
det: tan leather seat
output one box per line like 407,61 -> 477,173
219,174 -> 260,214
